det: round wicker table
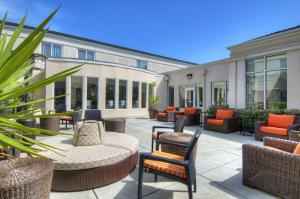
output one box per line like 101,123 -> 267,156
159,132 -> 193,156
104,118 -> 126,133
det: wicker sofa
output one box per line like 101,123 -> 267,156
174,108 -> 200,126
204,109 -> 239,133
255,114 -> 300,141
37,131 -> 139,191
243,137 -> 300,199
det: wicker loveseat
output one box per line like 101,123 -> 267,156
174,108 -> 199,126
157,106 -> 178,122
243,137 -> 300,199
204,109 -> 239,133
37,131 -> 139,191
255,114 -> 300,141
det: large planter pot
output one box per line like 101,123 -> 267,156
148,108 -> 157,119
16,118 -> 37,140
0,157 -> 54,199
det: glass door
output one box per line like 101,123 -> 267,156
185,87 -> 195,107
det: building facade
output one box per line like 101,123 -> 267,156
3,22 -> 197,118
166,26 -> 300,111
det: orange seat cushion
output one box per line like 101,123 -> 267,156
61,116 -> 72,121
144,151 -> 186,179
166,106 -> 176,112
293,143 -> 300,154
158,112 -> 167,117
260,126 -> 288,136
216,109 -> 234,120
184,108 -> 197,115
267,114 -> 295,129
207,119 -> 224,126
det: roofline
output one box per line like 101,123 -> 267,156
3,21 -> 198,66
166,58 -> 231,74
228,25 -> 300,50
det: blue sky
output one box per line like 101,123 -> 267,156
1,0 -> 300,63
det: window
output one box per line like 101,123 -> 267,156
137,60 -> 148,70
78,49 -> 95,61
42,43 -> 51,57
119,80 -> 127,109
246,54 -> 287,109
196,85 -> 203,107
71,76 -> 83,110
106,79 -> 115,109
54,79 -> 66,107
132,81 -> 139,108
212,81 -> 228,106
87,78 -> 98,109
141,83 -> 147,108
168,86 -> 174,106
42,42 -> 62,58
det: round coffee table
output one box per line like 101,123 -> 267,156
104,118 -> 126,133
159,132 -> 193,156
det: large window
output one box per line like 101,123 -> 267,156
168,86 -> 174,106
87,78 -> 98,109
137,60 -> 148,70
246,54 -> 287,109
132,81 -> 139,108
212,81 -> 228,106
106,79 -> 115,109
119,80 -> 127,109
42,42 -> 62,58
196,85 -> 203,108
141,83 -> 147,108
78,49 -> 95,61
71,76 -> 83,110
54,79 -> 66,107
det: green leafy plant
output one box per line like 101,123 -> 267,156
148,95 -> 159,109
0,9 -> 81,159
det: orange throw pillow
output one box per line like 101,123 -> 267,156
184,108 -> 197,115
166,106 -> 176,112
293,143 -> 300,154
267,114 -> 295,129
216,109 -> 234,120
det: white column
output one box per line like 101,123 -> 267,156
83,77 -> 87,110
115,79 -> 119,109
146,83 -> 149,109
66,76 -> 71,111
139,82 -> 142,108
97,78 -> 101,110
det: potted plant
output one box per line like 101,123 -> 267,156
0,9 -> 81,199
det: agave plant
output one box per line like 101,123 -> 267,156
0,8 -> 81,159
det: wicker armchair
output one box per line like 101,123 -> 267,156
255,114 -> 300,141
243,137 -> 300,199
138,129 -> 202,199
84,109 -> 102,121
204,109 -> 239,133
157,106 -> 179,122
151,117 -> 185,152
174,108 -> 200,126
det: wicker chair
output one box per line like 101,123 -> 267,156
151,117 -> 185,152
204,109 -> 239,133
174,108 -> 200,126
40,117 -> 61,132
84,109 -> 102,121
243,137 -> 300,199
138,129 -> 202,199
157,106 -> 178,122
255,114 -> 300,141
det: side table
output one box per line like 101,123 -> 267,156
239,116 -> 255,136
103,118 -> 126,133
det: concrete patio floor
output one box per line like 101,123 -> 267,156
50,118 -> 278,199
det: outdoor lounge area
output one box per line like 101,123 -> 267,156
46,118 -> 280,199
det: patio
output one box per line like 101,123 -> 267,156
50,118 -> 277,199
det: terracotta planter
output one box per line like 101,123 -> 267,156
0,157 -> 54,199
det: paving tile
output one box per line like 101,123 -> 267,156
50,190 -> 97,199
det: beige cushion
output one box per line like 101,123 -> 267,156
36,132 -> 139,171
72,120 -> 104,146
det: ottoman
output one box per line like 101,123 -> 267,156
159,132 -> 193,156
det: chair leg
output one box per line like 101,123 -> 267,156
193,179 -> 197,192
187,180 -> 193,199
151,138 -> 154,152
65,120 -> 68,128
137,162 -> 144,199
154,174 -> 158,182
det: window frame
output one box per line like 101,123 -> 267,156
78,48 -> 95,61
118,79 -> 128,109
105,78 -> 116,109
42,42 -> 63,58
136,59 -> 148,70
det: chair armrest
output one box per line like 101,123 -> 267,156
255,121 -> 267,131
156,131 -> 170,139
140,152 -> 188,166
289,123 -> 300,131
152,125 -> 173,132
155,139 -> 189,148
264,137 -> 298,153
223,117 -> 238,128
